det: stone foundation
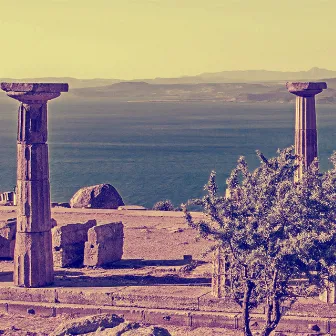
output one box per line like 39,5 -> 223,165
84,222 -> 124,266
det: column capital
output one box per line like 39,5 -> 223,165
1,82 -> 69,103
286,82 -> 327,97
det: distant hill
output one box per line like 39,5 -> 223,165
195,67 -> 336,83
69,81 -> 336,104
1,68 -> 336,103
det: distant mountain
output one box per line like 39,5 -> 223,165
196,67 -> 336,83
69,81 -> 336,104
1,67 -> 336,88
1,68 -> 336,103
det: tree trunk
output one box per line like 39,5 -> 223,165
261,270 -> 282,336
242,280 -> 254,336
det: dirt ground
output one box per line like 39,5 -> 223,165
0,207 -> 315,336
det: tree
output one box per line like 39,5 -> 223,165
182,147 -> 336,336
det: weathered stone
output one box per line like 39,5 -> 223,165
52,220 -> 96,247
53,244 -> 85,268
84,222 -> 124,266
0,219 -> 17,259
212,247 -> 227,298
50,314 -> 124,336
286,82 -> 327,182
1,82 -> 68,287
16,180 -> 51,233
0,218 -> 17,240
52,220 -> 96,267
14,231 -> 54,287
70,184 -> 124,209
17,143 -> 49,180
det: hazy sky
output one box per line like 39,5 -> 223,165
0,0 -> 335,79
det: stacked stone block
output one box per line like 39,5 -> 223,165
52,220 -> 96,267
1,82 -> 69,287
84,222 -> 124,266
0,218 -> 17,259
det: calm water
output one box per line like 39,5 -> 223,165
0,97 -> 335,208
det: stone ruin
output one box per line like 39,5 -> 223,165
0,218 -> 124,268
84,221 -> 124,266
52,220 -> 97,267
53,220 -> 124,267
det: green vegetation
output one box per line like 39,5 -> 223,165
183,147 -> 336,336
152,200 -> 175,211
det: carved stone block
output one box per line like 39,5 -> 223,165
84,222 -> 124,266
17,143 -> 49,181
16,180 -> 51,233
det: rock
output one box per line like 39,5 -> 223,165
70,184 -> 124,209
52,219 -> 96,267
84,222 -> 124,266
118,205 -> 147,211
50,314 -> 124,336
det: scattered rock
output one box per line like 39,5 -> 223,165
50,314 -> 124,336
70,184 -> 124,209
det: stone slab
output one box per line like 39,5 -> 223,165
276,315 -> 329,334
1,83 -> 69,93
143,309 -> 191,327
0,286 -> 56,303
87,222 -> 123,244
56,288 -> 115,306
55,305 -> 100,317
7,301 -> 55,317
113,286 -> 207,311
83,240 -> 123,266
286,82 -> 327,92
52,220 -> 96,247
190,312 -> 238,329
198,292 -> 265,313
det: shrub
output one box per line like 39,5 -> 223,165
152,200 -> 174,211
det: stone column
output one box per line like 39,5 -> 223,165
286,82 -> 327,182
1,83 -> 68,287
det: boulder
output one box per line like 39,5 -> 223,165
70,184 -> 124,209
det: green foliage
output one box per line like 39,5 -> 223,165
152,199 -> 174,211
182,147 -> 336,336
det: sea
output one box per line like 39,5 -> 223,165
0,97 -> 335,209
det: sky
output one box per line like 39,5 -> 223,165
0,0 -> 335,79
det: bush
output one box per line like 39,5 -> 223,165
152,200 -> 174,211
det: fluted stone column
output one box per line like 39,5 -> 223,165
286,82 -> 327,182
1,83 -> 68,287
